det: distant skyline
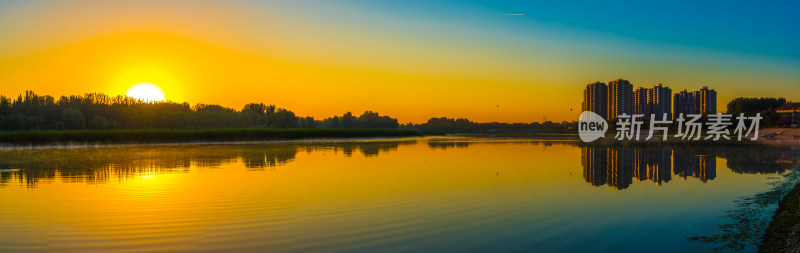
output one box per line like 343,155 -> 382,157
0,0 -> 798,123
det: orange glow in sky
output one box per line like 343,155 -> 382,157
0,1 -> 797,123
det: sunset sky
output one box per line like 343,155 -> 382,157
0,0 -> 798,123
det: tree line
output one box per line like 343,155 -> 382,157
400,96 -> 793,134
0,91 -> 399,131
318,111 -> 399,129
400,117 -> 574,134
726,97 -> 786,127
3,91 -> 787,132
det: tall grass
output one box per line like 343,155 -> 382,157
0,128 -> 422,146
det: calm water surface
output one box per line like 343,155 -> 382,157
0,137 -> 798,252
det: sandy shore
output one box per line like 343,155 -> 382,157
757,128 -> 800,145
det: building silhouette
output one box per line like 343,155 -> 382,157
607,79 -> 633,120
647,84 -> 672,120
776,102 -> 800,126
633,87 -> 649,117
673,86 -> 717,118
582,81 -> 608,119
581,79 -> 714,122
673,89 -> 694,119
695,86 -> 717,114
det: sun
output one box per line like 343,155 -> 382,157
126,83 -> 166,101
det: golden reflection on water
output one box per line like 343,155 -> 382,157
0,138 -> 796,252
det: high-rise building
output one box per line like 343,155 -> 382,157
696,86 -> 717,114
582,80 -> 712,122
633,87 -> 649,116
673,86 -> 718,117
673,89 -> 695,119
582,81 -> 607,119
607,79 -> 633,120
638,84 -> 672,120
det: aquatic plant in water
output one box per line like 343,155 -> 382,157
688,166 -> 800,252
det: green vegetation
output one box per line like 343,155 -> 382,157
400,117 -> 575,134
0,91 -> 399,131
728,97 -> 786,115
759,182 -> 800,253
318,111 -> 399,129
0,128 -> 421,146
727,97 -> 786,127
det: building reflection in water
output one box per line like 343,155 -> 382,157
608,148 -> 633,189
673,153 -> 716,182
583,147 -> 673,190
581,145 -> 798,190
581,146 -> 606,187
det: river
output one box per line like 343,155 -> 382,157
0,137 -> 797,252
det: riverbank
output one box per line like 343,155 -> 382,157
0,128 -> 422,146
760,180 -> 800,252
757,128 -> 800,146
758,129 -> 800,252
575,127 -> 800,146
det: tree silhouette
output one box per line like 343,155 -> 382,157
0,91 -> 401,132
318,111 -> 399,129
61,107 -> 86,130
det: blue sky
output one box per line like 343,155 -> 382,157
343,0 -> 800,60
